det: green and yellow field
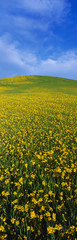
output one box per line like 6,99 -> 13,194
0,75 -> 77,240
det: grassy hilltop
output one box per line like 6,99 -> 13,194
0,75 -> 77,95
0,75 -> 77,240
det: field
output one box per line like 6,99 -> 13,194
0,75 -> 77,240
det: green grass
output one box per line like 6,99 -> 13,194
0,75 -> 77,95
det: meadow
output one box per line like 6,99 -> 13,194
0,75 -> 77,240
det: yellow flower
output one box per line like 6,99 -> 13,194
5,179 -> 9,184
47,226 -> 55,234
22,218 -> 24,223
62,171 -> 65,178
11,218 -> 15,224
27,226 -> 30,231
1,214 -> 4,220
52,213 -> 56,221
60,196 -> 63,200
3,217 -> 6,222
61,182 -> 68,187
32,198 -> 38,204
42,181 -> 46,186
71,163 -> 74,168
31,226 -> 34,232
38,198 -> 43,202
19,193 -> 23,197
0,175 -> 4,181
44,194 -> 48,199
49,207 -> 53,211
30,210 -> 36,219
31,174 -> 35,179
0,225 -> 5,232
24,236 -> 27,240
55,224 -> 63,231
16,220 -> 19,226
13,191 -> 17,196
46,211 -> 51,217
41,206 -> 45,211
15,182 -> 20,187
2,191 -> 6,196
2,234 -> 7,239
18,206 -> 23,212
25,163 -> 28,168
67,186 -> 71,191
29,181 -> 32,185
20,152 -> 23,158
14,205 -> 18,210
56,167 -> 61,173
49,190 -> 53,196
5,191 -> 10,197
55,183 -> 58,187
12,199 -> 18,205
19,177 -> 23,185
48,217 -> 52,221
40,215 -> 43,220
37,154 -> 41,159
62,214 -> 67,221
60,191 -> 63,196
25,204 -> 28,212
57,203 -> 64,212
69,225 -> 75,235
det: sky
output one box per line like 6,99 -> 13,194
0,0 -> 77,80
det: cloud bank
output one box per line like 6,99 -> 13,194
0,35 -> 77,80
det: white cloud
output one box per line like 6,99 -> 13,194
0,0 -> 71,51
22,0 -> 68,13
2,0 -> 69,15
13,15 -> 48,33
0,34 -> 37,77
20,0 -> 70,22
0,0 -> 70,24
36,51 -> 77,80
0,34 -> 77,80
0,34 -> 36,66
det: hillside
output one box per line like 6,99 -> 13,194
0,75 -> 77,95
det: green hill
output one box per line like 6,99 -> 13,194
0,75 -> 77,95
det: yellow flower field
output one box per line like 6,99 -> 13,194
0,76 -> 77,240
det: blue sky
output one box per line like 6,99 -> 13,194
0,0 -> 77,80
